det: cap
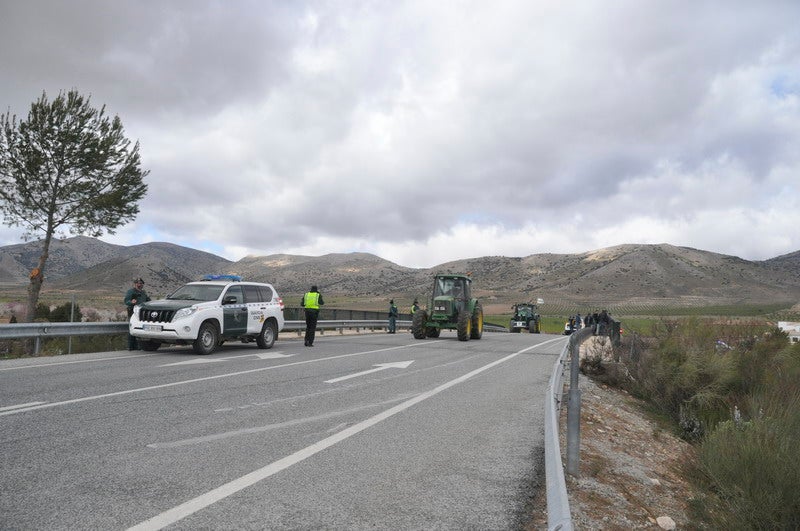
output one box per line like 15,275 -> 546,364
134,278 -> 144,284
311,285 -> 318,291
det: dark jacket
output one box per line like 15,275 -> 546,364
124,287 -> 151,317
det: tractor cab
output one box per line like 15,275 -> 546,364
433,275 -> 471,313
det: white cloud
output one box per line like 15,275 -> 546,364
1,1 -> 799,267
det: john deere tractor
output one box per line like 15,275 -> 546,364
412,274 -> 483,341
509,302 -> 541,333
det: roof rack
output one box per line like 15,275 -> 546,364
201,274 -> 242,282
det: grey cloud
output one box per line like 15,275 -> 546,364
1,1 -> 799,261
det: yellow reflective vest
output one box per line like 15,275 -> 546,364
303,291 -> 321,310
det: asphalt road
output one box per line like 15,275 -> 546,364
0,330 -> 567,530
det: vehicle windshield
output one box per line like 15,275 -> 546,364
433,278 -> 467,298
167,284 -> 225,302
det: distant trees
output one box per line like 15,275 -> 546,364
0,89 -> 148,322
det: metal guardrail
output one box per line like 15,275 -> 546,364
0,318 -> 508,353
545,324 -> 615,531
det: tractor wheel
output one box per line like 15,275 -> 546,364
530,319 -> 541,334
426,327 -> 440,338
456,309 -> 472,341
470,303 -> 483,339
412,310 -> 428,339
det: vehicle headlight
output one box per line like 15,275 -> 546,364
173,307 -> 198,320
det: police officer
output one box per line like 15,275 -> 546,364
388,299 -> 398,333
124,277 -> 151,350
411,299 -> 420,315
301,285 -> 324,347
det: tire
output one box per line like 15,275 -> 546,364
193,321 -> 219,355
456,309 -> 472,341
256,319 -> 277,349
470,303 -> 483,339
426,327 -> 440,338
139,340 -> 161,352
412,310 -> 428,339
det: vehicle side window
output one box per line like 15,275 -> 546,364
243,285 -> 261,303
257,286 -> 273,302
224,285 -> 244,304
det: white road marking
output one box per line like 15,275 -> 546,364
0,343 -> 419,417
0,401 -> 47,412
159,352 -> 293,367
324,360 -> 415,383
127,337 -> 565,531
147,395 -> 415,449
0,353 -> 158,371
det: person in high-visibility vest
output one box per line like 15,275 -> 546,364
301,285 -> 324,347
411,299 -> 420,315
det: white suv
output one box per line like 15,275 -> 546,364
130,275 -> 285,355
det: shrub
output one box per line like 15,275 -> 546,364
700,389 -> 800,529
609,322 -> 800,528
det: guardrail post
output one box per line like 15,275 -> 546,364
566,334 -> 582,477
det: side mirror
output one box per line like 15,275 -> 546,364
222,296 -> 238,305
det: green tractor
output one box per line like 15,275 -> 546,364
412,274 -> 483,341
509,302 -> 541,333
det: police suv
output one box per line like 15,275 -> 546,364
129,275 -> 285,355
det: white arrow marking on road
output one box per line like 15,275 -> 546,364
325,360 -> 415,383
160,352 -> 292,367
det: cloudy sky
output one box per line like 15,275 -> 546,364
1,1 -> 798,268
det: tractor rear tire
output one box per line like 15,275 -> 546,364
470,303 -> 483,339
529,319 -> 540,334
456,309 -> 472,341
412,310 -> 428,339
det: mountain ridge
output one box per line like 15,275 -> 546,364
0,237 -> 798,310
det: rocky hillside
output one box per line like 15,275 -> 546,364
1,237 -> 798,310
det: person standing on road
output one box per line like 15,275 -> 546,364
301,285 -> 324,347
124,277 -> 150,351
388,299 -> 398,333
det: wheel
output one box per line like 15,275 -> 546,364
456,309 -> 472,341
139,340 -> 161,352
193,321 -> 219,355
412,310 -> 428,339
426,327 -> 440,338
530,319 -> 540,334
470,303 -> 483,339
256,320 -> 277,349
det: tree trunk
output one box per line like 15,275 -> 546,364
23,234 -> 52,323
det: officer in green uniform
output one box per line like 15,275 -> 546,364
388,299 -> 398,333
124,277 -> 151,350
301,285 -> 324,347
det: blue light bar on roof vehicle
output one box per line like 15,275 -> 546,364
201,274 -> 243,282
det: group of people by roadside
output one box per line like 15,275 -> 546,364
387,298 -> 420,334
566,309 -> 612,335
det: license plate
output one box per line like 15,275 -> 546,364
143,324 -> 162,332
